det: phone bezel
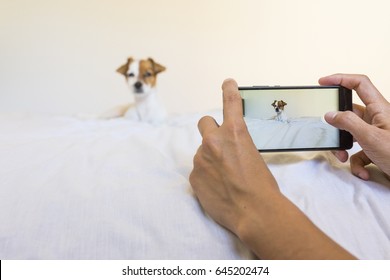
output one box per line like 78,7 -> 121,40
239,85 -> 353,152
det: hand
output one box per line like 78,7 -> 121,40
189,78 -> 355,259
189,79 -> 280,235
320,74 -> 390,180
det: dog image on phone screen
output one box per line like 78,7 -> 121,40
101,57 -> 167,124
271,100 -> 288,122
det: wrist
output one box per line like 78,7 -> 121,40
235,189 -> 286,248
235,191 -> 356,259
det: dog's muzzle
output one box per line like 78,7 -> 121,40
134,81 -> 143,93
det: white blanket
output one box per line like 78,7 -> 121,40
0,112 -> 389,259
245,117 -> 339,150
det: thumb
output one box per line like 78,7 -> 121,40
324,111 -> 374,144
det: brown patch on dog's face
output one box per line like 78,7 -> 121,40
116,57 -> 166,90
139,58 -> 166,87
272,100 -> 287,111
278,100 -> 287,109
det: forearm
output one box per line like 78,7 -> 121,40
236,191 -> 356,260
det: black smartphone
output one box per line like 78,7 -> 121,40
239,85 -> 353,152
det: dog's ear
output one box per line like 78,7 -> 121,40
148,58 -> 166,74
281,100 -> 287,106
116,57 -> 133,76
271,100 -> 277,107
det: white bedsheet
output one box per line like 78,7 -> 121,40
245,117 -> 339,150
0,112 -> 389,259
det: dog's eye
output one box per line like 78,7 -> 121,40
144,72 -> 152,78
127,73 -> 135,77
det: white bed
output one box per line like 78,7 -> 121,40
1,111 -> 390,259
245,116 -> 339,150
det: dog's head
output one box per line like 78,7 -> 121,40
271,100 -> 287,113
116,57 -> 166,96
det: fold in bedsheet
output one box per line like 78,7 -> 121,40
0,112 -> 389,259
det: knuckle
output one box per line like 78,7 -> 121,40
357,74 -> 372,86
334,111 -> 356,128
341,110 -> 356,121
359,74 -> 370,82
201,133 -> 221,154
189,170 -> 197,186
190,155 -> 203,187
192,152 -> 201,166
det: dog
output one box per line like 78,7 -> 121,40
271,100 -> 288,122
102,57 -> 167,124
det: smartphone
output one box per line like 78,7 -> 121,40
239,85 -> 353,152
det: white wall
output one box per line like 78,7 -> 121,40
242,88 -> 339,119
1,0 -> 389,115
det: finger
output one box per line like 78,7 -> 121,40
198,115 -> 219,137
324,110 -> 376,144
332,150 -> 349,163
350,150 -> 372,180
352,103 -> 365,119
319,74 -> 386,105
222,78 -> 244,122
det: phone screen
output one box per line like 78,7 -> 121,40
239,86 -> 353,152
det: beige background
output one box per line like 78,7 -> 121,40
1,0 -> 389,115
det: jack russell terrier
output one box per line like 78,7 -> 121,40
271,100 -> 288,122
102,57 -> 167,124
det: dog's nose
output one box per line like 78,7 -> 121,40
134,82 -> 142,89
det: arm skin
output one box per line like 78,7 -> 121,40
189,78 -> 356,259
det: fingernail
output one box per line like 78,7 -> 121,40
223,78 -> 235,83
358,171 -> 369,181
325,111 -> 339,120
222,78 -> 238,90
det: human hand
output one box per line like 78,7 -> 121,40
189,78 -> 280,236
189,78 -> 355,259
320,74 -> 390,180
